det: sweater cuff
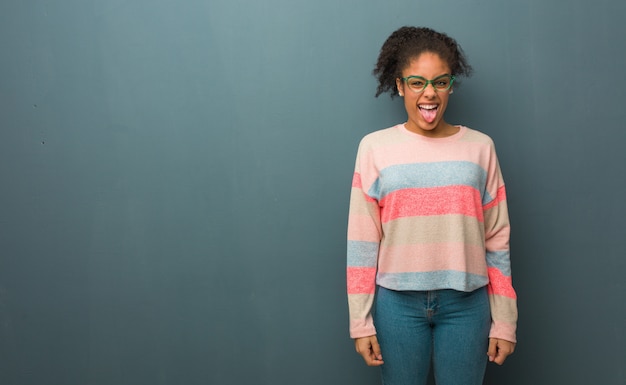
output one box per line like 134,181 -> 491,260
489,320 -> 517,343
349,318 -> 377,339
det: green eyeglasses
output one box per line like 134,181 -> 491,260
401,74 -> 455,93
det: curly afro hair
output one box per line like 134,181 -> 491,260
373,26 -> 472,98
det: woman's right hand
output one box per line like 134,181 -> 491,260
354,335 -> 384,366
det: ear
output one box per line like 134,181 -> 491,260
396,78 -> 404,97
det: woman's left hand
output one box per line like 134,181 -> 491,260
487,338 -> 516,365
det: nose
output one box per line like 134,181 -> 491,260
422,82 -> 437,96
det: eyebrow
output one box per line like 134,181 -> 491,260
403,73 -> 452,79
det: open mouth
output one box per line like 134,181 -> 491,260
419,104 -> 438,123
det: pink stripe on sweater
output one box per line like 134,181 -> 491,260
347,267 -> 377,294
380,186 -> 483,223
489,321 -> 517,343
487,267 -> 517,299
352,172 -> 362,188
347,214 -> 381,241
352,172 -> 377,203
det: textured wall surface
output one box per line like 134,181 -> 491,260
1,1 -> 624,384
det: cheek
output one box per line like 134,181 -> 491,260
404,94 -> 420,106
403,97 -> 421,116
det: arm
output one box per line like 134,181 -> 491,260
347,171 -> 381,338
483,144 -> 518,351
347,142 -> 383,340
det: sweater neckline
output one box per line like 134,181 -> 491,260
397,123 -> 467,143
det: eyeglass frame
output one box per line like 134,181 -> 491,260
400,74 -> 456,93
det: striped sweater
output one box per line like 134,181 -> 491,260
347,124 -> 517,343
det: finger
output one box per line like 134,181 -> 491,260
370,337 -> 383,361
359,349 -> 383,366
366,353 -> 384,366
365,344 -> 384,366
487,338 -> 497,362
494,349 -> 509,365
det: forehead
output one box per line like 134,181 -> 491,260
402,52 -> 451,76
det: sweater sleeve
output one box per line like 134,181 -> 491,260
347,140 -> 382,339
483,144 -> 518,343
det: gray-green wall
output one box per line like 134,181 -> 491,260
1,1 -> 624,384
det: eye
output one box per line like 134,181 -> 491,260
433,75 -> 453,89
435,79 -> 450,88
407,79 -> 425,88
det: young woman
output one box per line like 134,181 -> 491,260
347,26 -> 517,385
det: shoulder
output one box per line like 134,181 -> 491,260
460,126 -> 495,146
463,127 -> 493,144
358,124 -> 406,151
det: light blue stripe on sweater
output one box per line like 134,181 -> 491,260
486,250 -> 511,276
347,240 -> 379,267
377,270 -> 489,292
368,161 -> 489,202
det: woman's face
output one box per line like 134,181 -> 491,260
396,52 -> 455,138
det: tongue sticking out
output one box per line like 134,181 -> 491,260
420,106 -> 437,123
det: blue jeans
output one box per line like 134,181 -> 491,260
374,286 -> 490,385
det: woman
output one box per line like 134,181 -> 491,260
347,26 -> 517,385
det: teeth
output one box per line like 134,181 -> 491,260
419,105 -> 437,110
